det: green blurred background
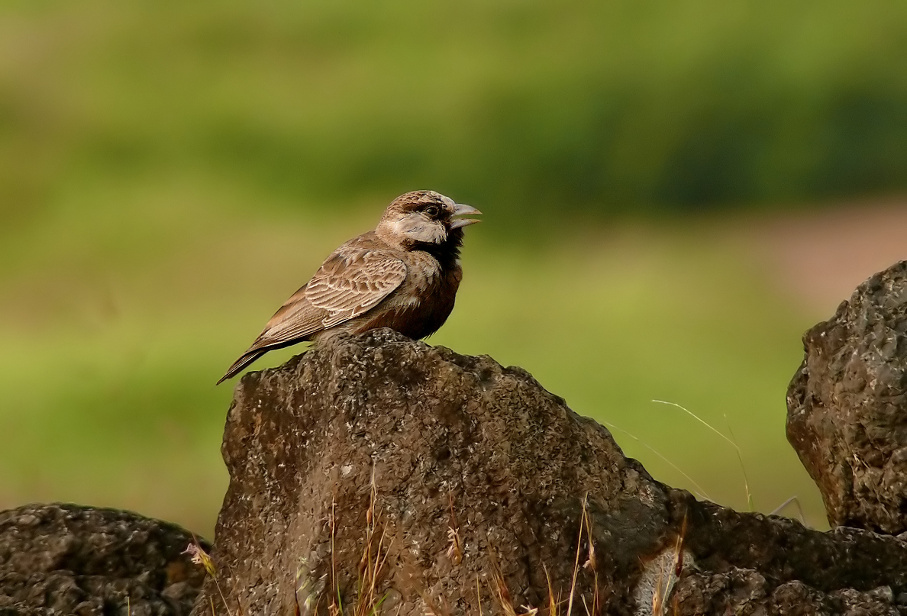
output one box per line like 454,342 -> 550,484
2,1 -> 907,538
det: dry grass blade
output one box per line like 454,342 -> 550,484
330,497 -> 339,616
581,503 -> 596,573
183,539 -> 240,616
601,420 -> 711,501
488,550 -> 518,616
446,490 -> 463,565
355,525 -> 391,616
488,554 -> 540,616
723,416 -> 754,510
770,495 -> 806,523
565,495 -> 590,616
651,399 -> 752,510
542,564 -> 561,616
580,499 -> 601,616
346,466 -> 393,616
477,575 -> 484,616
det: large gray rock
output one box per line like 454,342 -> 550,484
788,260 -> 907,533
0,503 -> 206,615
195,329 -> 907,616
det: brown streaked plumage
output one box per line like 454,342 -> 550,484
217,190 -> 481,384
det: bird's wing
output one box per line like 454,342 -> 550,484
305,248 -> 408,328
249,283 -> 323,348
217,246 -> 407,384
217,284 -> 322,384
249,247 -> 407,348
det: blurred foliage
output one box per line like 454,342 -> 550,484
0,209 -> 826,536
1,0 -> 906,232
3,0 -> 899,535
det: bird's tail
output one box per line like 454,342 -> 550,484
216,349 -> 267,385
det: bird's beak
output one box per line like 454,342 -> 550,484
450,203 -> 482,229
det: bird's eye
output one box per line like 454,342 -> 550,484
423,205 -> 440,218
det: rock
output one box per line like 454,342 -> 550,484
671,501 -> 907,614
672,573 -> 902,616
0,503 -> 207,615
787,260 -> 907,533
195,328 -> 907,616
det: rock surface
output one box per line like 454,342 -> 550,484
787,260 -> 907,533
195,328 -> 907,616
0,503 -> 206,616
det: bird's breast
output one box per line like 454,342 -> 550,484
355,254 -> 462,340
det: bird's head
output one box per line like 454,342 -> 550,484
376,190 -> 481,250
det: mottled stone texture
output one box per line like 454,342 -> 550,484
195,329 -> 907,616
788,260 -> 907,533
671,572 -> 901,616
671,501 -> 907,614
0,503 -> 206,615
196,329 -> 671,615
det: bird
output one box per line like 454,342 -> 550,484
217,190 -> 481,384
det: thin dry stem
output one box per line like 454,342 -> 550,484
542,564 -> 561,616
565,496 -> 589,616
651,399 -> 752,510
446,490 -> 463,565
723,416 -> 753,510
770,495 -> 806,523
476,575 -> 484,616
330,497 -> 340,616
488,551 -> 517,616
328,466 -> 394,616
183,539 -> 239,616
601,420 -> 711,501
581,501 -> 601,616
